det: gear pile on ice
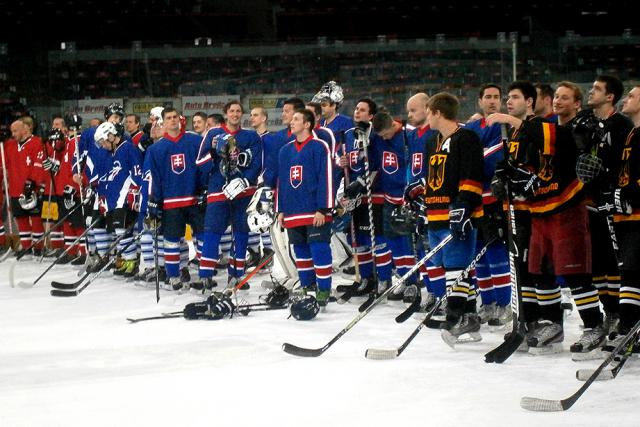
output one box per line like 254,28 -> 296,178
183,293 -> 236,320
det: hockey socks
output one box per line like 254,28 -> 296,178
293,242 -> 332,291
228,231 -> 249,278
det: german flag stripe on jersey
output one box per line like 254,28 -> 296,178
613,207 -> 640,222
427,209 -> 450,222
458,179 -> 483,196
542,122 -> 556,156
528,178 -> 583,214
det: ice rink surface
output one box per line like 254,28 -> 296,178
1,257 -> 639,427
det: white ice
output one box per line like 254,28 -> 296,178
1,256 -> 639,427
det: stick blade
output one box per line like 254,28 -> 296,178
484,332 -> 524,363
364,348 -> 398,360
50,289 -> 78,297
51,279 -> 83,290
17,281 -> 35,289
576,368 -> 614,382
520,396 -> 565,412
358,294 -> 375,312
395,299 -> 420,323
282,343 -> 324,357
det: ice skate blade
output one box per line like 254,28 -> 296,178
528,342 -> 563,356
441,330 -> 482,349
571,348 -> 605,362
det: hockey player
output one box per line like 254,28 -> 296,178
5,116 -> 47,257
465,84 -> 512,326
125,114 -> 149,149
338,99 -> 393,298
418,92 -> 484,343
405,93 -> 438,304
276,109 -> 334,306
583,76 -> 634,334
196,100 -> 262,290
534,83 -> 558,122
192,112 -> 208,136
94,121 -> 142,278
488,81 -> 604,355
144,108 -> 207,290
603,85 -> 640,348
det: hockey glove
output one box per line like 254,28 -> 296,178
478,201 -> 506,244
404,178 -> 426,204
598,189 -> 632,215
196,188 -> 208,211
494,160 -> 540,199
343,176 -> 367,199
126,185 -> 141,212
22,180 -> 34,199
18,181 -> 38,211
83,186 -> 96,206
63,185 -> 77,210
490,173 -> 507,201
223,177 -> 249,200
237,150 -> 252,168
449,202 -> 473,240
42,157 -> 60,174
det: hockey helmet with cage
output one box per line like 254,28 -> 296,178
104,102 -> 125,121
247,210 -> 274,233
311,81 -> 344,105
263,285 -> 291,308
48,128 -> 67,152
289,295 -> 320,320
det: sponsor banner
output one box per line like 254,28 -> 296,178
62,98 -> 124,124
182,95 -> 239,116
241,94 -> 294,131
125,98 -> 180,121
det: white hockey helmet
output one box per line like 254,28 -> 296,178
149,106 -> 164,124
94,121 -> 123,147
247,210 -> 274,233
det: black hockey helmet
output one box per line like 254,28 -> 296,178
104,102 -> 125,121
64,113 -> 82,130
289,295 -> 319,320
263,285 -> 290,308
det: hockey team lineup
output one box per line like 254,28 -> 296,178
2,78 -> 640,417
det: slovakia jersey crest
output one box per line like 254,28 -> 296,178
171,153 -> 186,175
290,165 -> 303,189
348,150 -> 362,172
382,151 -> 398,174
411,153 -> 423,177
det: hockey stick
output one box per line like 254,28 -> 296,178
521,319 -> 640,412
127,314 -> 183,323
484,124 -> 526,364
366,237 -> 495,359
336,138 -> 362,304
0,140 -> 17,264
14,217 -> 101,288
224,251 -> 275,296
576,340 -> 637,381
50,223 -> 137,290
154,223 -> 160,302
282,234 -> 452,358
51,230 -> 142,297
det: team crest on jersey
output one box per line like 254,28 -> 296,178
382,151 -> 398,174
619,148 -> 632,187
290,165 -> 303,188
538,154 -> 554,182
428,154 -> 447,191
411,153 -> 424,177
509,141 -> 519,160
349,150 -> 362,172
171,153 -> 186,175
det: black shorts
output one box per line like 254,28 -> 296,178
11,197 -> 43,218
287,223 -> 332,245
162,205 -> 204,239
352,202 -> 384,237
106,208 -> 137,233
614,221 -> 640,273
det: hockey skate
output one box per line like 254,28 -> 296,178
402,283 -> 421,305
336,278 -> 375,303
316,289 -> 331,308
604,312 -> 621,335
70,254 -> 87,268
570,323 -> 607,361
56,252 -> 78,265
504,321 -> 539,352
115,259 -> 138,279
190,277 -> 217,292
169,276 -> 189,292
527,321 -> 564,355
387,282 -> 406,301
488,305 -> 513,328
441,313 -> 482,348
477,302 -> 497,324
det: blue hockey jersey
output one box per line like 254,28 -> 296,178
76,126 -> 113,197
145,131 -> 205,210
319,113 -> 353,148
276,135 -> 334,228
104,141 -> 143,211
407,125 -> 437,182
196,124 -> 262,203
260,127 -> 290,189
465,118 -> 503,204
377,126 -> 409,205
343,127 -> 383,204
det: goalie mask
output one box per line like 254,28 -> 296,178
311,80 -> 344,106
